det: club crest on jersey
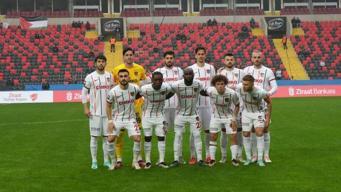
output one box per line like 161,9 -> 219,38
161,91 -> 166,95
224,98 -> 229,102
134,71 -> 138,76
194,88 -> 198,92
260,73 -> 265,77
206,69 -> 211,74
130,92 -> 135,96
107,77 -> 111,82
234,73 -> 239,77
174,70 -> 178,75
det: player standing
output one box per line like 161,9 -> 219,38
217,53 -> 245,163
112,47 -> 147,167
140,72 -> 174,169
106,69 -> 143,170
243,50 -> 277,163
200,75 -> 240,167
82,55 -> 116,170
189,47 -> 216,164
236,75 -> 272,167
155,51 -> 184,162
169,68 -> 205,167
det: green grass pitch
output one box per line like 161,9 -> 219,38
0,97 -> 340,192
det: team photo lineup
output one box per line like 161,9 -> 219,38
82,46 -> 277,170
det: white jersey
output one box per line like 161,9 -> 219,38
217,67 -> 245,90
106,84 -> 141,121
155,66 -> 183,108
83,71 -> 114,117
243,65 -> 277,95
141,83 -> 172,118
189,63 -> 216,107
206,86 -> 239,119
171,80 -> 204,116
236,84 -> 268,113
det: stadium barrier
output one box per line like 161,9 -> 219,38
1,85 -> 341,104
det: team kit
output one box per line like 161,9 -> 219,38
81,47 -> 277,170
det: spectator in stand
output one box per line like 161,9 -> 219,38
250,18 -> 256,28
212,18 -> 218,26
42,79 -> 50,90
110,36 -> 116,53
282,35 -> 288,50
276,69 -> 282,80
86,21 -> 91,30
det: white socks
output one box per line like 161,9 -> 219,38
220,132 -> 228,159
133,141 -> 141,163
144,141 -> 152,163
257,136 -> 265,161
158,141 -> 166,163
230,145 -> 238,160
264,132 -> 270,156
251,132 -> 257,157
90,136 -> 98,162
243,136 -> 251,160
209,141 -> 217,161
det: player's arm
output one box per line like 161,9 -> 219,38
106,93 -> 116,141
82,78 -> 91,118
165,92 -> 175,99
199,89 -> 209,96
263,95 -> 272,129
268,70 -> 278,95
231,93 -> 240,131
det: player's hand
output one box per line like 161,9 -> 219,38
84,108 -> 91,118
231,120 -> 237,131
108,135 -> 115,143
108,120 -> 116,133
264,118 -> 270,130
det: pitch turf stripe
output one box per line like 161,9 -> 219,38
0,119 -> 85,126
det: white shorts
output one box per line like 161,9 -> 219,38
112,120 -> 141,137
210,118 -> 237,134
198,107 -> 212,130
142,116 -> 167,137
164,108 -> 176,130
89,116 -> 108,136
174,115 -> 201,134
241,111 -> 265,132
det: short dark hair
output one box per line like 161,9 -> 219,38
223,53 -> 234,58
152,71 -> 163,79
123,47 -> 135,55
242,75 -> 255,82
195,47 -> 206,54
94,55 -> 107,62
163,51 -> 175,58
211,75 -> 228,86
118,69 -> 129,75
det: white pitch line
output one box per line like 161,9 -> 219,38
0,119 -> 86,127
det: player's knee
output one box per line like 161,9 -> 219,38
210,133 -> 218,141
157,136 -> 165,141
243,131 -> 250,137
133,135 -> 141,142
144,136 -> 152,142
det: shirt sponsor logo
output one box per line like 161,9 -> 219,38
118,99 -> 135,105
95,85 -> 111,90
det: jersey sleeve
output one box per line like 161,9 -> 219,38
211,65 -> 216,76
206,86 -> 214,96
267,69 -> 278,95
106,90 -> 114,104
83,75 -> 91,89
231,91 -> 240,105
140,85 -> 147,96
258,88 -> 269,99
178,68 -> 184,79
